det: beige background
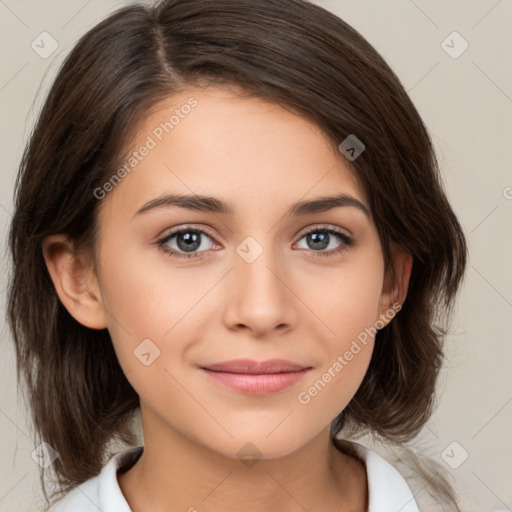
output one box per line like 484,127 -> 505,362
1,1 -> 511,511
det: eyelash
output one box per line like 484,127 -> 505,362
156,225 -> 354,260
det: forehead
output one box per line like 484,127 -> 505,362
98,86 -> 368,222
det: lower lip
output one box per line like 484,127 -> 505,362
200,368 -> 310,395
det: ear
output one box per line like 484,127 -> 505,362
376,242 -> 413,326
42,234 -> 108,330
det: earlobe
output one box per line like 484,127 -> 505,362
42,234 -> 108,330
377,243 -> 413,325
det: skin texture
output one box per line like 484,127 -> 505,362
43,86 -> 412,512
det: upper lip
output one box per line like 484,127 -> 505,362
200,358 -> 311,374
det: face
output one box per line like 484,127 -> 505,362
89,86 -> 395,460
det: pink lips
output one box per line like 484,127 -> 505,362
200,358 -> 311,395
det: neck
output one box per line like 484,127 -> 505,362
118,407 -> 367,512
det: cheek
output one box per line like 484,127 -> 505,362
296,313 -> 377,423
294,254 -> 383,413
95,239 -> 191,377
98,231 -> 202,335
296,345 -> 374,429
302,253 -> 384,339
96,241 -> 230,423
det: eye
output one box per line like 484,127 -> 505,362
156,227 -> 218,260
294,226 -> 354,258
155,224 -> 354,261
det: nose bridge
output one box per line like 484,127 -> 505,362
223,232 -> 295,333
235,233 -> 284,297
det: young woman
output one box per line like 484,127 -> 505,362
7,0 -> 468,510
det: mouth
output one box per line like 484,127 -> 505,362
199,358 -> 312,395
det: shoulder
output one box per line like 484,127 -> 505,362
339,439 -> 420,512
46,446 -> 143,512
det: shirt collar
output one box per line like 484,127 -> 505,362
349,441 -> 420,512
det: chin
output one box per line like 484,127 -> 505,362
204,428 -> 314,463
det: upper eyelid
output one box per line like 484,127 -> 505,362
158,224 -> 352,249
300,224 -> 351,237
161,223 -> 351,239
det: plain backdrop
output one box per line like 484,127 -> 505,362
0,1 -> 511,511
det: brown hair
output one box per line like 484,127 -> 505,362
7,0 -> 468,509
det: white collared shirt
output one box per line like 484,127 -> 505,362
47,441 -> 419,512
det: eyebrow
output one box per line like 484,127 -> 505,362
133,193 -> 371,219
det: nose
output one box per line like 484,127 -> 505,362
221,240 -> 298,338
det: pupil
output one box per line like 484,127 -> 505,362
309,231 -> 329,250
177,232 -> 201,252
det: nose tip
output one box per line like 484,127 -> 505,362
223,245 -> 296,336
